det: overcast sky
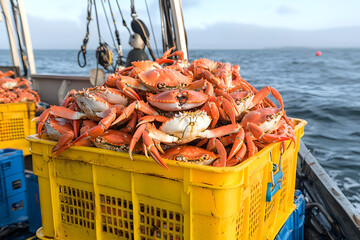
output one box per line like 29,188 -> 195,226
1,0 -> 360,50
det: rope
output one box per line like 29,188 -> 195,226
145,0 -> 159,58
107,0 -> 125,66
115,0 -> 131,34
77,0 -> 92,68
93,0 -> 102,43
99,0 -> 117,50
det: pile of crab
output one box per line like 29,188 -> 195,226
0,70 -> 41,105
36,47 -> 295,169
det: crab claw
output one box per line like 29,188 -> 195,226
116,78 -> 141,100
227,128 -> 245,161
112,101 -> 157,126
248,122 -> 291,144
226,144 -> 247,167
129,123 -> 147,160
212,139 -> 227,167
142,130 -> 169,170
37,108 -> 51,137
73,107 -> 118,143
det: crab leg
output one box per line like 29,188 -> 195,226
37,108 -> 51,137
112,101 -> 158,126
212,139 -> 227,167
142,131 -> 169,170
116,79 -> 141,100
73,106 -> 121,143
137,115 -> 169,126
247,122 -> 291,144
52,121 -> 97,158
227,128 -> 245,161
251,86 -> 284,110
129,123 -> 148,160
226,144 -> 247,167
49,106 -> 87,120
201,101 -> 219,129
199,123 -> 242,139
245,134 -> 257,158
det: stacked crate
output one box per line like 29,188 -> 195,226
0,148 -> 28,228
0,102 -> 36,156
275,190 -> 305,240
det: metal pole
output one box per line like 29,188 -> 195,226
0,0 -> 21,74
17,0 -> 36,75
169,0 -> 188,60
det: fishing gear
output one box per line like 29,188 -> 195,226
130,0 -> 156,61
93,0 -> 113,71
106,0 -> 125,66
77,0 -> 92,68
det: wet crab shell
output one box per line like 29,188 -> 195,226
162,145 -> 218,165
92,130 -> 142,153
159,110 -> 212,143
138,68 -> 193,92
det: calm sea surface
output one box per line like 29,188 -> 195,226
1,48 -> 359,211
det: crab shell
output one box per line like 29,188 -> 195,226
87,86 -> 128,106
74,91 -> 111,121
138,69 -> 192,92
162,145 -> 217,165
44,118 -> 73,141
158,110 -> 212,144
240,107 -> 284,133
230,91 -> 254,117
146,90 -> 208,111
93,130 -> 141,152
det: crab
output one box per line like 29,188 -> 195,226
215,86 -> 285,120
92,129 -> 142,153
240,107 -> 295,158
0,77 -> 32,90
111,82 -> 236,128
162,145 -> 220,165
128,110 -> 242,169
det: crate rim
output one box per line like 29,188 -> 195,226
27,118 -> 306,174
0,101 -> 36,110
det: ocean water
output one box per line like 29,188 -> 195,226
1,48 -> 359,212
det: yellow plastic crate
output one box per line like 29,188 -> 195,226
28,119 -> 306,240
0,102 -> 36,156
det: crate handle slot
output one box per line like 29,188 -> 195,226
266,150 -> 284,202
1,160 -> 11,170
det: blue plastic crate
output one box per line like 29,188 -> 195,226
0,148 -> 28,228
0,148 -> 24,177
0,191 -> 28,228
25,171 -> 42,233
275,189 -> 305,240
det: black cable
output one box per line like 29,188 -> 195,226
100,0 -> 117,50
107,0 -> 125,66
145,0 -> 159,58
77,0 -> 92,68
93,0 -> 102,43
115,0 -> 131,35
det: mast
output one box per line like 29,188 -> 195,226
0,0 -> 21,76
17,0 -> 36,75
159,0 -> 188,60
169,0 -> 188,60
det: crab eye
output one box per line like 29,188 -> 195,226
175,155 -> 185,161
157,83 -> 165,89
201,154 -> 209,160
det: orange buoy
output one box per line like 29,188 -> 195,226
316,51 -> 321,56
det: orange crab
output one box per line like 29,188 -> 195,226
240,107 -> 295,158
128,110 -> 242,169
162,145 -> 221,166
